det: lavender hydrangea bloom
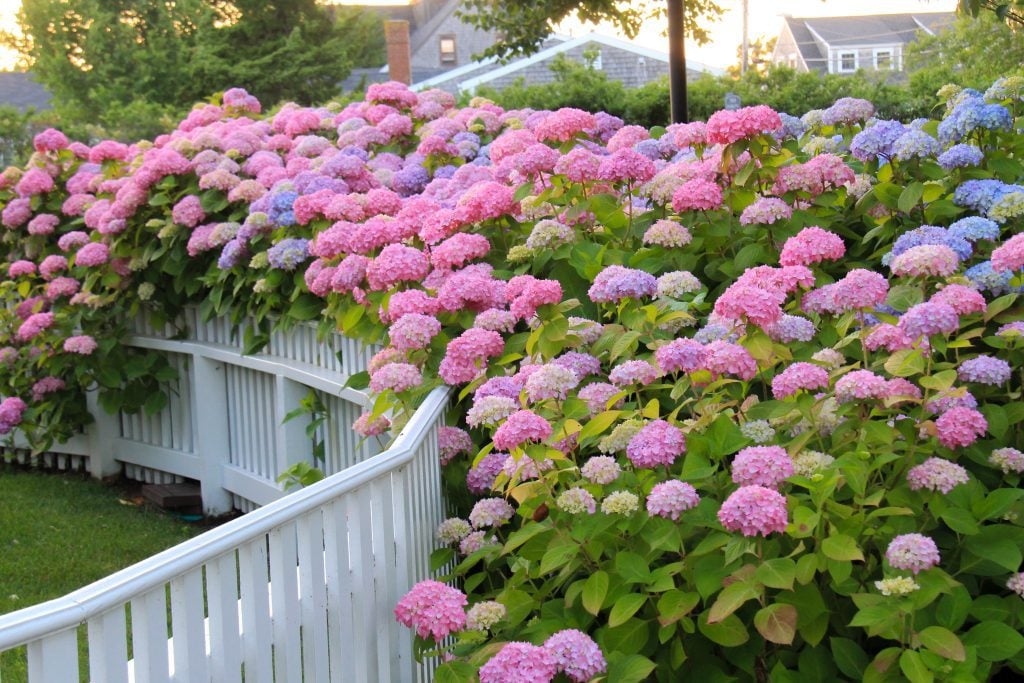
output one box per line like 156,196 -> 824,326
268,190 -> 298,227
778,112 -> 807,139
937,144 -> 983,170
938,96 -> 1012,144
954,179 -> 1010,213
966,261 -> 1015,295
892,129 -> 941,161
958,356 -> 1012,385
217,239 -> 247,269
266,238 -> 310,270
849,120 -> 906,161
392,165 -> 430,196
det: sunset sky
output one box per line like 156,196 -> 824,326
0,0 -> 959,72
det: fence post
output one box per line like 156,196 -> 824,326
86,389 -> 123,479
275,376 -> 312,481
191,354 -> 233,513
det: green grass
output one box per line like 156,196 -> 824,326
0,466 -> 205,679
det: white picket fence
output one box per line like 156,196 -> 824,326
0,385 -> 450,682
17,308 -> 387,513
0,309 -> 453,681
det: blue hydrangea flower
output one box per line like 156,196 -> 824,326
391,164 -> 430,197
937,144 -> 983,170
217,239 -> 247,270
938,95 -> 1013,144
954,179 -> 1010,212
266,238 -> 310,271
778,113 -> 808,140
893,129 -> 941,161
850,120 -> 907,162
948,216 -> 1000,242
966,260 -> 1014,295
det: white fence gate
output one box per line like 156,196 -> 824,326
0,311 -> 452,681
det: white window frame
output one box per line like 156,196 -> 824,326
873,48 -> 894,71
439,35 -> 457,64
837,50 -> 858,73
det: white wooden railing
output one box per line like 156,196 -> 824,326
0,385 -> 450,682
18,308 -> 386,513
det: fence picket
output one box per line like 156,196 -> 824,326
239,538 -> 273,683
88,607 -> 130,683
130,587 -> 172,682
206,553 -> 242,683
269,523 -> 302,682
170,569 -> 208,683
26,628 -> 78,681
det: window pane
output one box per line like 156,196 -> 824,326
840,53 -> 855,70
876,52 -> 891,68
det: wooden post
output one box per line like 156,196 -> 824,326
191,355 -> 233,513
385,20 -> 412,85
86,389 -> 122,479
668,0 -> 689,123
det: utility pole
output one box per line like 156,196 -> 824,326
667,0 -> 688,123
740,0 -> 749,75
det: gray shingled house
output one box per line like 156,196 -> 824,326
771,12 -> 955,76
413,32 -> 723,95
344,0 -> 722,95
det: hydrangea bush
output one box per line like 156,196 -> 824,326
2,79 -> 1024,681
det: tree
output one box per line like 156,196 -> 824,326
5,1 -> 384,140
957,0 -> 1024,28
457,0 -> 724,60
906,13 -> 1024,104
726,36 -> 776,78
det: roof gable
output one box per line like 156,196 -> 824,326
798,12 -> 955,48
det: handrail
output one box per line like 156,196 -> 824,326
0,385 -> 450,651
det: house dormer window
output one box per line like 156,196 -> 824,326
440,35 -> 456,65
873,48 -> 894,70
837,50 -> 857,73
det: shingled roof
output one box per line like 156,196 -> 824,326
0,72 -> 52,111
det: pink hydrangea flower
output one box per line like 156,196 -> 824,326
779,227 -> 846,267
930,284 -> 986,315
714,284 -> 786,327
885,534 -> 940,574
991,233 -> 1024,272
33,128 -> 69,153
626,419 -> 686,468
469,497 -> 515,528
388,313 -> 441,352
835,369 -> 888,402
831,269 -> 889,311
671,178 -> 723,212
492,410 -> 552,451
393,580 -> 467,641
732,446 -> 794,488
899,302 -> 959,339
772,362 -> 830,399
0,397 -> 28,434
935,407 -> 987,449
75,242 -> 110,267
655,338 -> 706,374
702,340 -> 757,381
438,328 -> 504,385
16,312 -> 54,341
608,360 -> 660,387
706,105 -> 782,144
63,335 -> 97,355
643,219 -> 692,247
7,260 -> 36,277
369,362 -> 423,393
365,244 -> 429,291
431,233 -> 490,270
533,107 -> 597,142
588,265 -> 657,303
890,245 -> 960,278
740,197 -> 792,225
479,642 -> 558,683
646,480 -> 700,520
907,457 -> 969,494
544,629 -> 607,683
438,426 -> 473,465
718,485 -> 788,537
353,412 -> 390,437
864,324 -> 914,353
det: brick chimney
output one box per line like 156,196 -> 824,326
385,20 -> 412,85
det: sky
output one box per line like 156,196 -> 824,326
0,0 -> 960,71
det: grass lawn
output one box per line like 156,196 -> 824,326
0,465 -> 207,679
